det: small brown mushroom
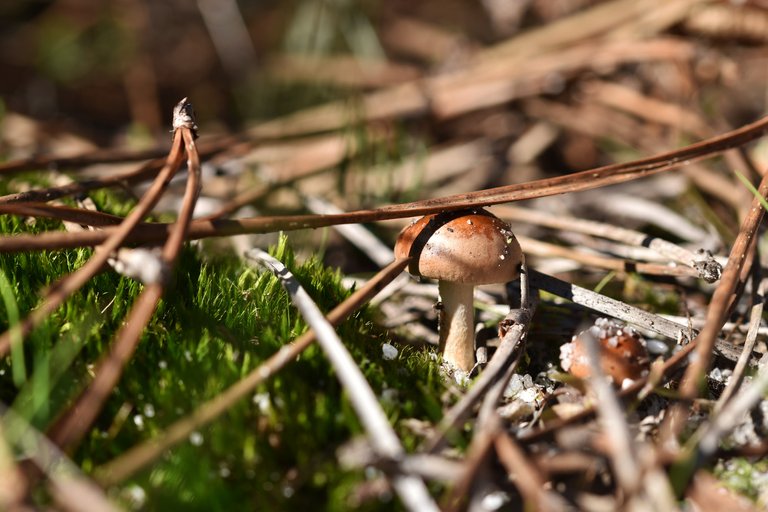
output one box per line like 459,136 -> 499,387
560,318 -> 650,386
394,209 -> 523,372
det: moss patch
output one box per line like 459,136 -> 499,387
0,206 -> 445,510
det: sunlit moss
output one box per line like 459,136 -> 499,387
0,198 -> 445,510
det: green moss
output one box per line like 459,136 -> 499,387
713,458 -> 768,502
0,207 -> 445,510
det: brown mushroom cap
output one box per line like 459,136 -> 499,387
394,209 -> 523,285
560,318 -> 651,385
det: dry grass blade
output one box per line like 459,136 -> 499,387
245,249 -> 438,512
582,79 -> 710,137
0,157 -> 166,205
0,133 -> 240,182
431,37 -> 696,118
482,0 -> 699,62
0,134 -> 243,206
95,258 -> 409,485
519,235 -> 702,280
0,203 -> 124,227
0,146 -> 166,176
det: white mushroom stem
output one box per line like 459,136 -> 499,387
438,280 -> 476,372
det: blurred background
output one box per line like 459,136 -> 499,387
0,0 -> 485,140
3,0 -> 764,142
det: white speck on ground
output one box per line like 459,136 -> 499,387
189,431 -> 204,446
481,490 -> 509,510
382,343 -> 398,360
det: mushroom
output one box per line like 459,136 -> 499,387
394,209 -> 523,372
560,318 -> 650,387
